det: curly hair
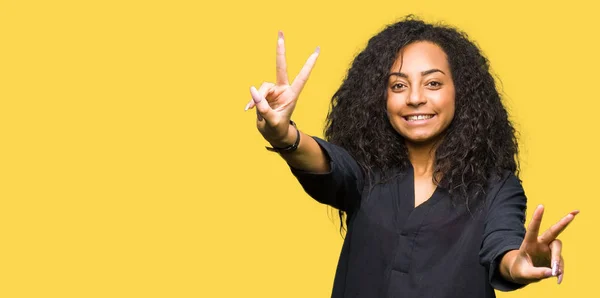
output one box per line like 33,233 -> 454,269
325,16 -> 519,229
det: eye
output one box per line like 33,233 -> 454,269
426,81 -> 442,88
390,82 -> 406,91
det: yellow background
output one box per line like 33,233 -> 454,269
1,0 -> 598,297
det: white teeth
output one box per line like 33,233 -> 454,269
406,115 -> 433,121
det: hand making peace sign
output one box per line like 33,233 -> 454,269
245,32 -> 320,147
506,205 -> 579,285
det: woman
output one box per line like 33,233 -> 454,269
245,16 -> 578,297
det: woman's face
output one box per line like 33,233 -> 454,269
386,41 -> 455,146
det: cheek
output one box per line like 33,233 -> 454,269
444,98 -> 456,119
386,93 -> 404,113
435,90 -> 456,118
386,96 -> 404,132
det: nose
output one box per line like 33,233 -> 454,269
406,86 -> 426,107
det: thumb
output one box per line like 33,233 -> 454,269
518,265 -> 552,282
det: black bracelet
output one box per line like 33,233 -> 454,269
265,120 -> 300,153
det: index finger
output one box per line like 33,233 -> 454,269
538,210 -> 579,243
276,31 -> 289,85
524,204 -> 544,244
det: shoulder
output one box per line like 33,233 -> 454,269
482,171 -> 527,219
486,171 -> 522,198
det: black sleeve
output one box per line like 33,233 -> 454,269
289,137 -> 364,213
479,173 -> 527,291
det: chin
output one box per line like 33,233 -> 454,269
403,133 -> 442,145
406,138 -> 433,144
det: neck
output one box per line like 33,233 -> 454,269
406,141 -> 437,178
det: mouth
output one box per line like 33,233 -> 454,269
403,114 -> 435,122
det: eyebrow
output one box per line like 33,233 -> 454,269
388,68 -> 446,79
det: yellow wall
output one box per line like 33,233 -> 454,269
1,0 -> 598,297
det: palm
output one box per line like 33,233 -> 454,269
245,32 -> 319,144
265,84 -> 298,114
510,205 -> 578,284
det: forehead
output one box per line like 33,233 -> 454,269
390,41 -> 450,73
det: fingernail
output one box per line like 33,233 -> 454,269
552,261 -> 559,276
250,86 -> 261,103
545,269 -> 553,278
315,46 -> 320,54
244,102 -> 250,111
278,31 -> 284,40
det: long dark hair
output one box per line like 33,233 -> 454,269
325,15 -> 519,230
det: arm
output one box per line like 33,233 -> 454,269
268,124 -> 330,174
245,32 -> 363,211
288,136 -> 363,212
480,174 -> 579,289
479,173 -> 527,291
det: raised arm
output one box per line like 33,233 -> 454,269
245,32 -> 363,212
245,31 -> 327,173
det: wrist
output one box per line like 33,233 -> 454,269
266,120 -> 300,153
500,250 -> 521,284
269,121 -> 297,148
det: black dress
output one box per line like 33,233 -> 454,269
291,137 -> 527,298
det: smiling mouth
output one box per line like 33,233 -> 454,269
403,114 -> 434,121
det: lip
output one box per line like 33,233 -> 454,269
402,114 -> 436,124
